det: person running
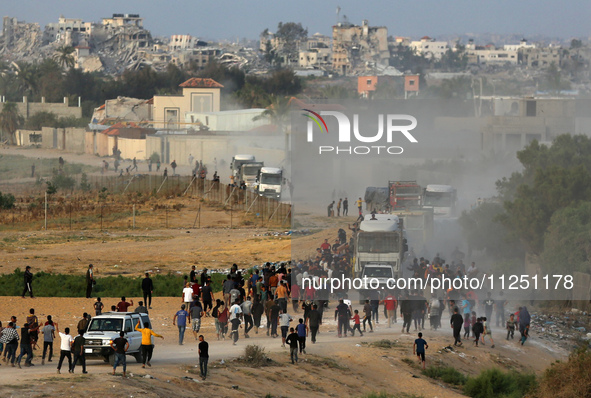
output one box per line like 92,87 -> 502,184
1,322 -> 19,367
463,312 -> 471,339
198,335 -> 209,380
450,307 -> 463,347
472,317 -> 484,347
15,323 -> 33,369
110,331 -> 129,377
295,318 -> 308,354
285,327 -> 299,364
229,300 -> 243,346
351,310 -> 363,337
343,198 -> 349,216
481,317 -> 495,348
173,304 -> 189,345
55,323 -> 73,374
41,316 -> 55,365
413,332 -> 429,370
356,197 -> 363,216
383,293 -> 397,328
362,300 -> 373,333
135,321 -> 163,368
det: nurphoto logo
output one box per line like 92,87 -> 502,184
303,110 -> 418,155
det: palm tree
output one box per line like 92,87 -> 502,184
14,62 -> 39,97
0,102 -> 21,144
54,45 -> 76,69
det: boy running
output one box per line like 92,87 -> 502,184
413,332 -> 428,370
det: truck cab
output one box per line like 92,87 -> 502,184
231,154 -> 256,179
422,184 -> 457,217
83,312 -> 151,365
256,167 -> 283,199
240,162 -> 264,187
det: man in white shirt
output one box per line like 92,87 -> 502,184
229,300 -> 243,345
55,322 -> 73,374
182,283 -> 194,305
278,309 -> 294,347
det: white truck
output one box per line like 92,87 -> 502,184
354,214 -> 407,280
422,184 -> 457,218
82,312 -> 151,366
231,154 -> 255,180
256,167 -> 283,199
240,162 -> 264,187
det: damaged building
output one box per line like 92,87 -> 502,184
332,19 -> 389,75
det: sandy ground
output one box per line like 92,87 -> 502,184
0,296 -> 567,398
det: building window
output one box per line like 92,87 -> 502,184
367,79 -> 372,85
409,80 -> 415,86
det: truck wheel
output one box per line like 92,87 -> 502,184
133,352 -> 143,363
108,354 -> 115,367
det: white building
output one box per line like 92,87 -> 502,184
410,36 -> 449,60
170,34 -> 201,50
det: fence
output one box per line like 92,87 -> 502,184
0,174 -> 292,231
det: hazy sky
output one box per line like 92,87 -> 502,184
3,0 -> 590,41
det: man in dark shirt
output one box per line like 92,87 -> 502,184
117,297 -> 134,312
16,323 -> 33,368
334,299 -> 351,338
285,327 -> 299,364
110,331 -> 129,377
307,304 -> 321,343
142,273 -> 154,309
269,301 -> 281,338
413,332 -> 429,369
201,282 -> 214,316
450,307 -> 464,346
198,335 -> 209,380
71,330 -> 87,373
77,313 -> 89,335
22,266 -> 34,298
190,266 -> 197,284
85,264 -> 94,299
134,301 -> 149,314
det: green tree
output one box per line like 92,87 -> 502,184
53,45 -> 76,69
318,84 -> 358,99
458,202 -> 524,260
24,111 -> 59,130
274,22 -> 308,65
541,201 -> 591,274
0,102 -> 21,144
540,62 -> 571,93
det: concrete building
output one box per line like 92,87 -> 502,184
43,15 -> 92,45
482,97 -> 576,152
410,36 -> 449,60
503,39 -> 536,52
152,78 -> 223,129
299,47 -> 331,68
102,14 -> 143,28
466,48 -> 518,65
1,97 -> 82,121
171,48 -> 221,69
519,46 -> 562,68
170,34 -> 204,50
332,20 -> 389,75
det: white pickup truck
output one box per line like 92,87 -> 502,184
82,312 -> 151,366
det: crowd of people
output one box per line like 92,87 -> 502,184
2,224 -> 534,378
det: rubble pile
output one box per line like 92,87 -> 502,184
530,309 -> 591,350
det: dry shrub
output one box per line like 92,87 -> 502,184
534,347 -> 591,398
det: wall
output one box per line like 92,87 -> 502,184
10,98 -> 82,120
15,129 -> 42,146
117,137 -> 147,160
184,109 -> 266,131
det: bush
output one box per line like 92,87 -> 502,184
149,152 -> 160,163
0,269 -> 226,297
0,192 -> 15,209
463,368 -> 536,398
242,345 -> 270,367
422,366 -> 467,385
534,347 -> 591,398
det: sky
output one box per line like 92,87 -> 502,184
2,0 -> 590,42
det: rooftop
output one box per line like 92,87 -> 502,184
179,78 -> 224,89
